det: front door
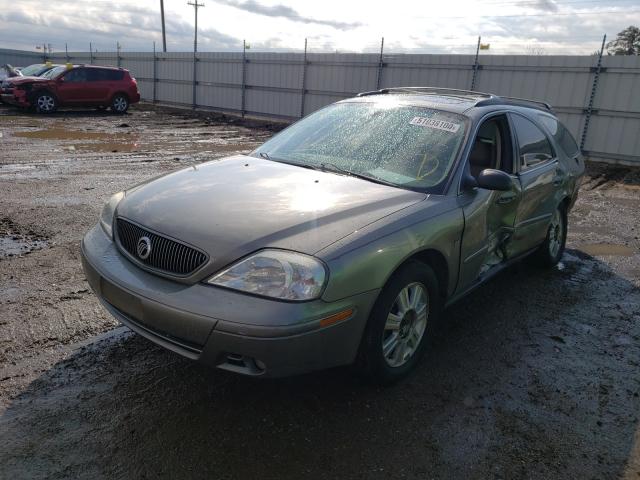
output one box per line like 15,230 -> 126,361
56,68 -> 91,104
457,114 -> 523,293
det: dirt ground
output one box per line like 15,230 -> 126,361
0,103 -> 639,480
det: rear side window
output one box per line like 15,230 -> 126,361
87,69 -> 124,81
511,114 -> 554,170
538,115 -> 580,158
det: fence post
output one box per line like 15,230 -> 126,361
376,37 -> 384,90
580,34 -> 606,151
241,39 -> 247,117
192,49 -> 198,109
89,42 -> 93,65
470,36 -> 481,91
153,42 -> 157,104
300,38 -> 308,118
65,43 -> 69,63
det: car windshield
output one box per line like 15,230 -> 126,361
252,101 -> 467,192
41,66 -> 67,79
19,64 -> 45,76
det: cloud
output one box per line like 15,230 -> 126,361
532,0 -> 559,13
212,0 -> 363,30
0,3 -> 242,52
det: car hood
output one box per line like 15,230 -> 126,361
7,76 -> 50,85
116,155 -> 426,274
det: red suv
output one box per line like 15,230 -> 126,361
1,65 -> 140,114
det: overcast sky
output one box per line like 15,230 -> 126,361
0,0 -> 639,55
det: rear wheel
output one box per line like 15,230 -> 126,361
34,92 -> 57,114
533,205 -> 567,267
111,94 -> 129,114
357,261 -> 441,385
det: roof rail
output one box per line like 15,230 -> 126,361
357,86 -> 492,98
356,86 -> 553,112
475,95 -> 553,112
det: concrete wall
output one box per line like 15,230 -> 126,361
2,47 -> 639,165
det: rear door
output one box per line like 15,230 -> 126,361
509,112 -> 559,255
86,68 -> 112,104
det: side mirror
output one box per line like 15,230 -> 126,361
476,169 -> 513,191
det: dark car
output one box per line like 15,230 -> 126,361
82,87 -> 585,384
17,63 -> 58,77
1,64 -> 140,114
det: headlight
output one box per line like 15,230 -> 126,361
207,249 -> 327,301
99,191 -> 124,238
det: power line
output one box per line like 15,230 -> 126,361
412,8 -> 640,19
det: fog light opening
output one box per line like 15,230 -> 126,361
221,353 -> 266,375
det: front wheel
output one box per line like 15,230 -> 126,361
357,261 -> 441,385
533,205 -> 567,267
111,94 -> 129,114
34,92 -> 57,113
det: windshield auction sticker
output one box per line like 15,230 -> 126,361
410,116 -> 461,133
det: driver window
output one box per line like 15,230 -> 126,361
63,68 -> 87,83
468,115 -> 513,179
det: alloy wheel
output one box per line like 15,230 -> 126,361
548,209 -> 563,258
382,282 -> 429,368
113,96 -> 128,112
37,95 -> 55,112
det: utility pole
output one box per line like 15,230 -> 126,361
160,0 -> 167,52
188,1 -> 205,53
188,1 -> 204,109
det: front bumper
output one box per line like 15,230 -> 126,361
81,225 -> 379,377
1,90 -> 29,107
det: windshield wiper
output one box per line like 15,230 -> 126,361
259,152 -> 271,160
318,162 -> 400,188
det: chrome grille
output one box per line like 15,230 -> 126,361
116,218 -> 208,276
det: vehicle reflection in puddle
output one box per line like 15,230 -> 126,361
578,243 -> 635,256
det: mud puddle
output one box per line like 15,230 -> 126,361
0,218 -> 49,259
13,127 -> 140,153
577,243 -> 635,257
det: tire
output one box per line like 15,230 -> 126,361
357,261 -> 441,385
111,94 -> 129,114
34,92 -> 57,114
533,204 -> 567,267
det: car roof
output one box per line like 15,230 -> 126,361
77,65 -> 125,71
347,87 -> 554,115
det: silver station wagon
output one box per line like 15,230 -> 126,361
81,87 -> 585,383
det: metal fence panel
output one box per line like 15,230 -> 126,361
1,47 -> 639,164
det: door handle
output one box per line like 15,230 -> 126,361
496,192 -> 516,204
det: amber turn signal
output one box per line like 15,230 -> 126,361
319,308 -> 355,328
